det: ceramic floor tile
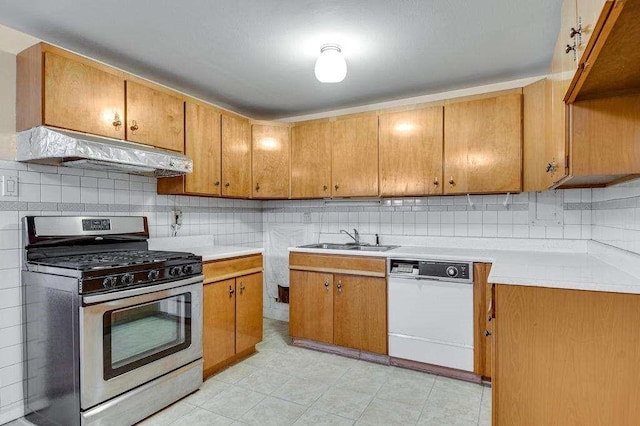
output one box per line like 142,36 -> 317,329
297,360 -> 349,384
237,368 -> 293,394
168,407 -> 234,425
357,397 -> 422,425
294,409 -> 355,426
200,385 -> 266,419
240,396 -> 306,425
420,397 -> 481,426
137,401 -> 195,426
213,363 -> 260,384
375,373 -> 435,407
312,386 -> 375,420
182,379 -> 230,406
272,377 -> 331,406
335,368 -> 386,395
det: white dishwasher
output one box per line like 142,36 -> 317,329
388,258 -> 474,372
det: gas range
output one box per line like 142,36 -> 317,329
27,248 -> 202,294
23,216 -> 202,295
22,215 -> 204,426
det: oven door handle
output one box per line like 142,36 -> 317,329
82,275 -> 204,305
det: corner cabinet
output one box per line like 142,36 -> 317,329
443,93 -> 523,194
157,101 -> 222,196
17,43 -> 126,139
289,253 -> 387,356
290,120 -> 332,199
251,124 -> 291,199
379,107 -> 444,196
331,115 -> 379,197
202,254 -> 263,378
221,114 -> 252,198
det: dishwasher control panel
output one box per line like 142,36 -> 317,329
389,258 -> 473,282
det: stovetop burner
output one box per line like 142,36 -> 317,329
32,250 -> 195,271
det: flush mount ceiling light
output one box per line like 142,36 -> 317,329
314,44 -> 347,83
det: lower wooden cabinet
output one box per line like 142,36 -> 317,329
472,263 -> 493,380
333,274 -> 387,354
202,254 -> 263,378
289,254 -> 387,356
493,284 -> 640,425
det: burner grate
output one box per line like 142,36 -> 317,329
32,250 -> 192,270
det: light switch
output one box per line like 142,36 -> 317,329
1,174 -> 18,198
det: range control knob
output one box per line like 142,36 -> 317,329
122,273 -> 134,286
446,266 -> 459,278
182,264 -> 194,275
169,266 -> 182,277
102,276 -> 116,289
148,270 -> 160,281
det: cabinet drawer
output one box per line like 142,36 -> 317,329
289,253 -> 386,277
203,254 -> 263,284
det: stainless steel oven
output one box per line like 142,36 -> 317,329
80,277 -> 202,409
22,216 -> 204,426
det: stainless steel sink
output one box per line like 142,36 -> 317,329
299,243 -> 399,252
348,245 -> 399,252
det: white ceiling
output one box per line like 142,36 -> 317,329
0,0 -> 561,119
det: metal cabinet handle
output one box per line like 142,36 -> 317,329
324,279 -> 330,290
336,280 -> 342,292
569,26 -> 581,39
433,177 -> 439,187
255,183 -> 260,192
214,181 -> 220,186
565,43 -> 575,54
546,160 -> 557,175
112,112 -> 122,128
225,182 -> 230,188
448,176 -> 455,186
323,185 -> 328,192
334,184 -> 339,191
239,282 -> 245,293
228,285 -> 235,296
129,120 -> 139,134
485,330 -> 492,337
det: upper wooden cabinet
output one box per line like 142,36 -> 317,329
444,93 -> 523,194
221,114 -> 252,198
290,120 -> 332,199
379,107 -> 443,196
332,115 -> 379,197
523,79 -> 564,192
125,79 -> 184,152
157,101 -> 221,196
251,124 -> 291,199
17,43 -> 125,138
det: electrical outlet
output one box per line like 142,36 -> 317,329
1,174 -> 18,198
303,212 -> 312,224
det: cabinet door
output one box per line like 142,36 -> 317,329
473,263 -> 492,379
493,285 -> 640,426
444,94 -> 522,194
333,274 -> 387,355
235,272 -> 263,353
203,279 -> 236,373
291,121 -> 332,198
44,52 -> 125,139
125,80 -> 184,152
289,271 -> 333,344
221,114 -> 252,197
185,101 -> 221,195
576,0 -> 609,61
379,107 -> 443,196
252,125 -> 291,198
332,116 -> 379,197
523,79 -> 557,192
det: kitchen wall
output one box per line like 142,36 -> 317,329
592,179 -> 640,255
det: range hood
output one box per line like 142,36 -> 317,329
16,126 -> 192,177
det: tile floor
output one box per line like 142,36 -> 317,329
140,318 -> 491,426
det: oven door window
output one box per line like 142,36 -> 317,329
103,293 -> 192,379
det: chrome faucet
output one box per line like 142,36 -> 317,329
340,228 -> 360,245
